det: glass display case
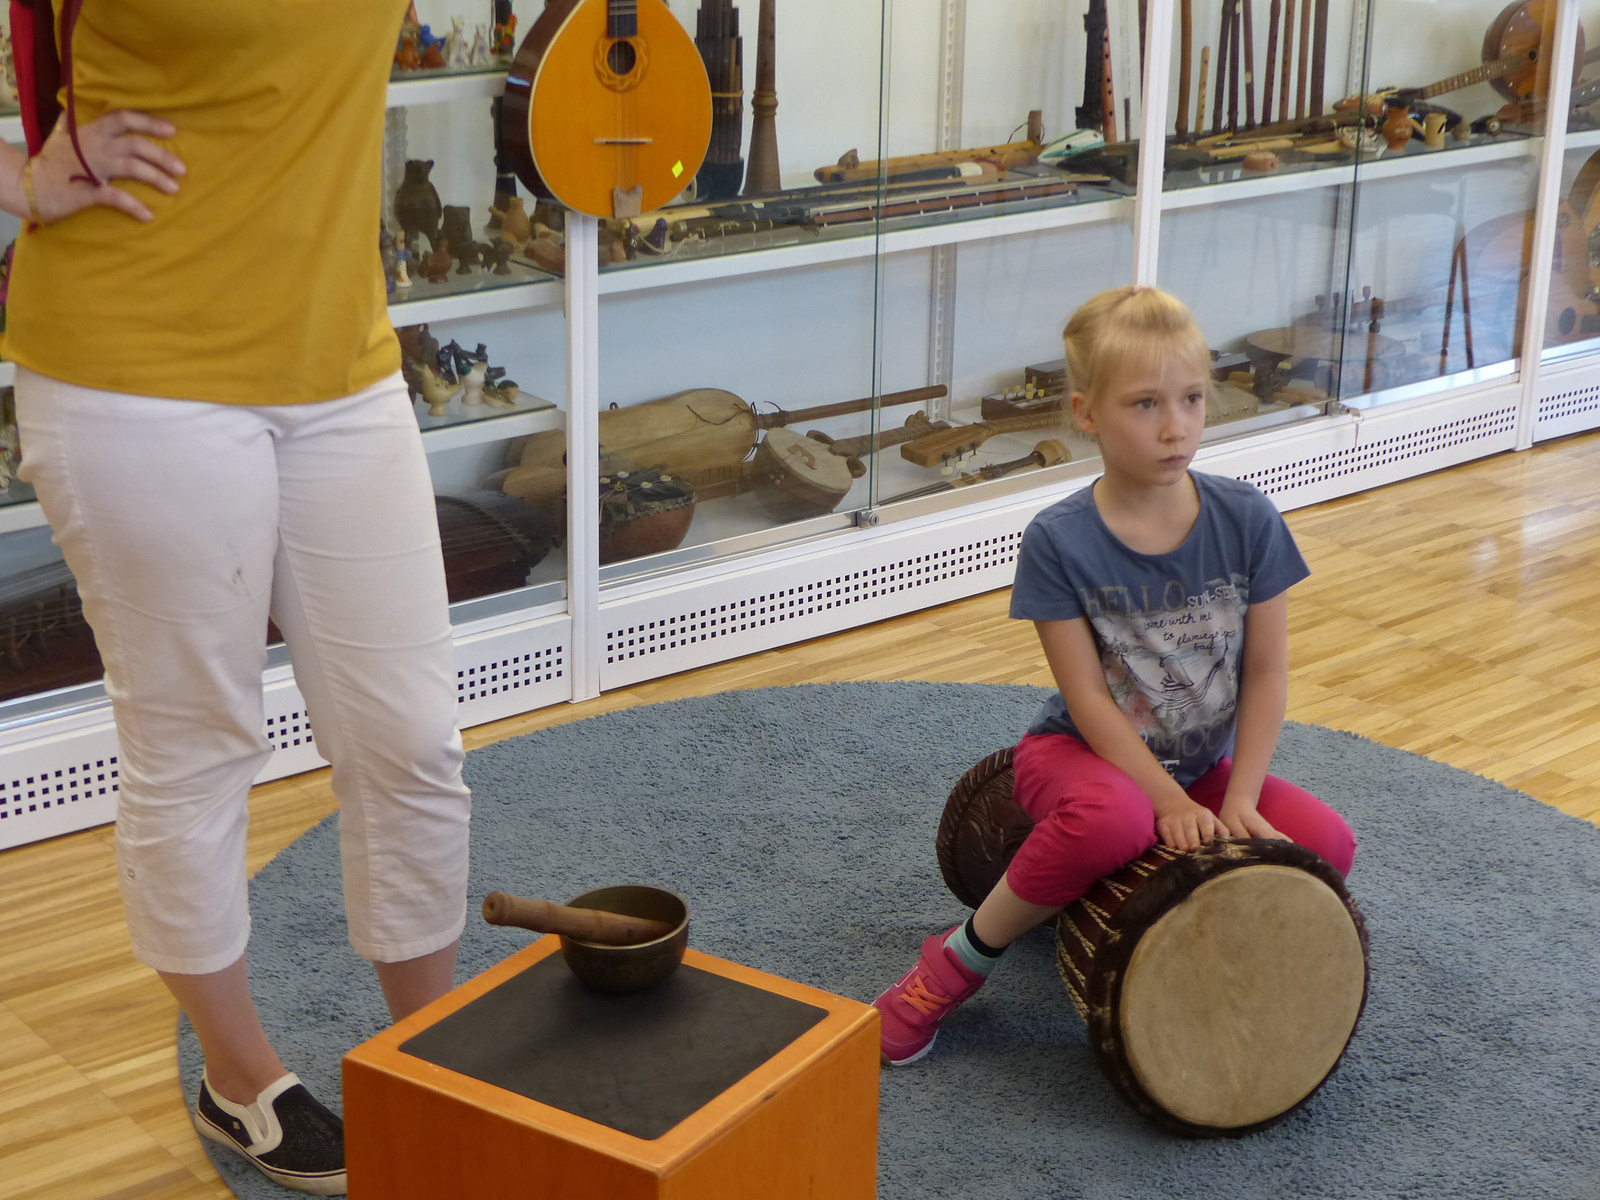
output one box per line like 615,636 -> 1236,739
4,0 -> 1600,849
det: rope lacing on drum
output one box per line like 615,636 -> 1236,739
1078,900 -> 1115,935
1062,913 -> 1097,956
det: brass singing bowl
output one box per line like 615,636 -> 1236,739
560,885 -> 689,993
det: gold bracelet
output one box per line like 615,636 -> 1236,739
21,158 -> 42,226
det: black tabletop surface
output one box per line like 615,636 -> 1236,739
400,952 -> 830,1140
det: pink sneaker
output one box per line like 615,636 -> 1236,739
873,928 -> 987,1066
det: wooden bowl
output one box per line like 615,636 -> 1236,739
559,885 -> 690,993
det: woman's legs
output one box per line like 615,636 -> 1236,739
15,369 -> 470,1102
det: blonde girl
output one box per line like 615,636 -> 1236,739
873,285 -> 1355,1065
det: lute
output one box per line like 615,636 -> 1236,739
900,411 -> 1067,469
501,0 -> 713,217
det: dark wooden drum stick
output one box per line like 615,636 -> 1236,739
483,892 -> 676,945
1278,0 -> 1295,122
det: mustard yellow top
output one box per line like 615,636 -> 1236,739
3,0 -> 404,406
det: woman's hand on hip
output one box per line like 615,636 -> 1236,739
27,110 -> 186,224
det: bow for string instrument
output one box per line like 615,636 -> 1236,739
501,0 -> 713,218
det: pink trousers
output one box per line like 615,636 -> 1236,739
1006,733 -> 1356,907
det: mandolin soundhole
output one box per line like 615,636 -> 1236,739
607,39 -> 638,76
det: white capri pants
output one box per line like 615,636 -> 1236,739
15,367 -> 472,975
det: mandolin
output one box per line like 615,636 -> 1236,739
501,0 -> 713,218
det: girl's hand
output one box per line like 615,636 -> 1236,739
1154,798 -> 1226,852
25,110 -> 186,224
1217,801 -> 1286,841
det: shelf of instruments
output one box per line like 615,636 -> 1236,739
379,128 -> 1581,331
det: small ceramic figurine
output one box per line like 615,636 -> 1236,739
1420,112 -> 1449,151
393,231 -> 412,289
493,13 -> 518,59
441,206 -> 477,273
418,364 -> 461,417
469,26 -> 491,66
394,160 -> 442,250
422,241 -> 453,284
491,196 -> 533,244
381,222 -> 400,294
448,16 -> 470,69
483,381 -> 520,408
1382,101 -> 1414,152
416,324 -> 440,369
484,241 -> 513,276
421,39 -> 446,70
395,31 -> 421,72
460,360 -> 488,406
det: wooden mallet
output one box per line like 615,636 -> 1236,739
483,892 -> 676,946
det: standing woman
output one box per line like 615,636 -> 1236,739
0,2 -> 472,1193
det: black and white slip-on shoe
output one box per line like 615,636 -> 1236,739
194,1070 -> 347,1196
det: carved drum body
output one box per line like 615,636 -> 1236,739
938,748 -> 1369,1137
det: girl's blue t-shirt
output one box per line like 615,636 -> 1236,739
1009,471 -> 1309,786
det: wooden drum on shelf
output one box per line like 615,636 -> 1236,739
936,749 -> 1370,1137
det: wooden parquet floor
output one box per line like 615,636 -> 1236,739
3,430 -> 1598,1198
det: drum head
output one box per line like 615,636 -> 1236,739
1117,864 -> 1367,1130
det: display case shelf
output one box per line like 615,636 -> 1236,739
386,69 -> 506,109
1160,135 -> 1540,211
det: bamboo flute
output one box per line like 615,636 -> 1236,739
1226,0 -> 1240,134
743,0 -> 780,194
1101,14 -> 1118,142
1295,0 -> 1310,119
1241,0 -> 1256,129
1278,0 -> 1295,121
1261,0 -> 1280,124
1177,0 -> 1193,136
1212,1 -> 1229,133
1197,45 -> 1211,137
1309,0 -> 1328,116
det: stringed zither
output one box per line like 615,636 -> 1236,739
501,0 -> 713,218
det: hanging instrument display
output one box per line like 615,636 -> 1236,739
500,0 -> 713,218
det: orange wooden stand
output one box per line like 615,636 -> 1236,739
343,938 -> 880,1200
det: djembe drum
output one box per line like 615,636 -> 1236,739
937,748 -> 1369,1137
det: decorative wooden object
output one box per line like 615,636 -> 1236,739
343,937 -> 879,1200
1197,45 -> 1210,136
743,0 -> 780,193
882,439 -> 1070,505
1211,1 -> 1229,134
1077,0 -> 1112,137
501,0 -> 713,218
752,413 -> 948,517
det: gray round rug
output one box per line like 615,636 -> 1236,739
180,682 -> 1600,1199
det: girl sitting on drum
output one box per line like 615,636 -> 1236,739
874,285 -> 1357,1066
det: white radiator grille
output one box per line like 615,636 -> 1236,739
1239,407 -> 1517,496
0,755 -> 118,825
605,533 -> 1022,664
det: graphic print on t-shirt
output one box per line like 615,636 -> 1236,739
1080,575 -> 1248,773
